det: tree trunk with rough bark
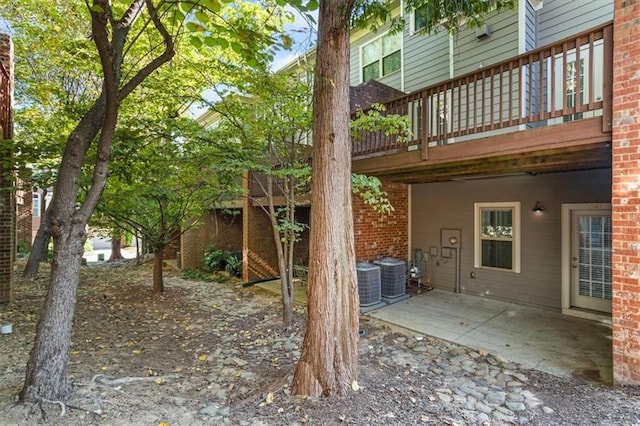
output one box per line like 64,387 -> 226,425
20,226 -> 86,400
152,247 -> 164,294
108,234 -> 124,261
21,0 -> 174,401
291,0 -> 359,397
23,203 -> 51,279
265,173 -> 294,325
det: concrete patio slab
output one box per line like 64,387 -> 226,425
367,289 -> 613,383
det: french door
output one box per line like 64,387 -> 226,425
570,209 -> 612,313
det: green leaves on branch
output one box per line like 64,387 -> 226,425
351,103 -> 411,145
351,174 -> 394,214
177,0 -> 314,68
353,0 -> 516,34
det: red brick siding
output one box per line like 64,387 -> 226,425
353,180 -> 408,263
180,210 -> 243,270
611,0 -> 640,385
244,205 -> 279,281
0,31 -> 12,303
16,188 -> 32,249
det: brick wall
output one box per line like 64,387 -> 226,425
16,188 -> 32,249
243,205 -> 279,282
0,30 -> 13,303
180,210 -> 243,270
611,0 -> 640,385
353,179 -> 409,263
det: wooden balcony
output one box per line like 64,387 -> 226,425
352,22 -> 613,183
0,61 -> 10,139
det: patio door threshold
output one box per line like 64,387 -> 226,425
562,306 -> 611,324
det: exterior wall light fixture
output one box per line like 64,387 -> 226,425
533,201 -> 545,214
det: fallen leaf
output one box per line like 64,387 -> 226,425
155,377 -> 165,385
265,392 -> 274,404
198,354 -> 207,361
132,349 -> 141,354
351,381 -> 360,391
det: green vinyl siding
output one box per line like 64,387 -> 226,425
538,0 -> 613,46
453,8 -> 520,77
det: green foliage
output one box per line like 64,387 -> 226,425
203,244 -> 242,277
351,103 -> 411,145
16,241 -> 30,259
224,256 -> 243,277
182,268 -> 216,282
203,244 -> 228,272
351,174 -> 394,214
352,0 -> 516,34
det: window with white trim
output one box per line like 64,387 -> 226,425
412,5 -> 431,32
474,202 -> 521,273
32,193 -> 41,217
361,32 -> 401,82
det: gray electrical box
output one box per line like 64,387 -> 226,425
441,229 -> 461,249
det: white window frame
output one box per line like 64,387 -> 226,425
410,6 -> 467,34
410,6 -> 429,33
359,31 -> 401,83
32,193 -> 41,217
474,202 -> 521,273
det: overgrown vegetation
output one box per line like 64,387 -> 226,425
203,244 -> 242,277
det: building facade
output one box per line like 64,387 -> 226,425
0,23 -> 13,303
185,0 -> 640,384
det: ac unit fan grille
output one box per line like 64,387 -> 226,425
373,257 -> 406,298
356,263 -> 381,306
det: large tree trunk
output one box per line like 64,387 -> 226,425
292,0 -> 359,397
19,226 -> 86,400
22,204 -> 51,279
20,99 -> 110,402
20,0 -> 173,402
108,233 -> 124,261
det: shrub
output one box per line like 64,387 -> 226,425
203,244 -> 226,272
16,241 -> 30,258
224,255 -> 242,277
203,244 -> 242,277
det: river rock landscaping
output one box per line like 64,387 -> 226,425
1,260 -> 639,425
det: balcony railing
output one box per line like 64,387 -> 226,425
0,61 -> 10,139
352,22 -> 613,159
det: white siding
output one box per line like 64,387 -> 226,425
411,169 -> 611,309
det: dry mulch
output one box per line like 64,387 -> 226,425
1,260 -> 640,425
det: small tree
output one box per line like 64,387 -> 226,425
100,116 -> 242,293
4,0 -> 308,402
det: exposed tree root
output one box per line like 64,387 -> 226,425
92,373 -> 181,386
35,396 -> 66,418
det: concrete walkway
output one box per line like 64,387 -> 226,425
368,289 -> 613,383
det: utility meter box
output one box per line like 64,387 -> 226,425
441,229 -> 461,249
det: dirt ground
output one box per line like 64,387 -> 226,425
1,260 -> 640,425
